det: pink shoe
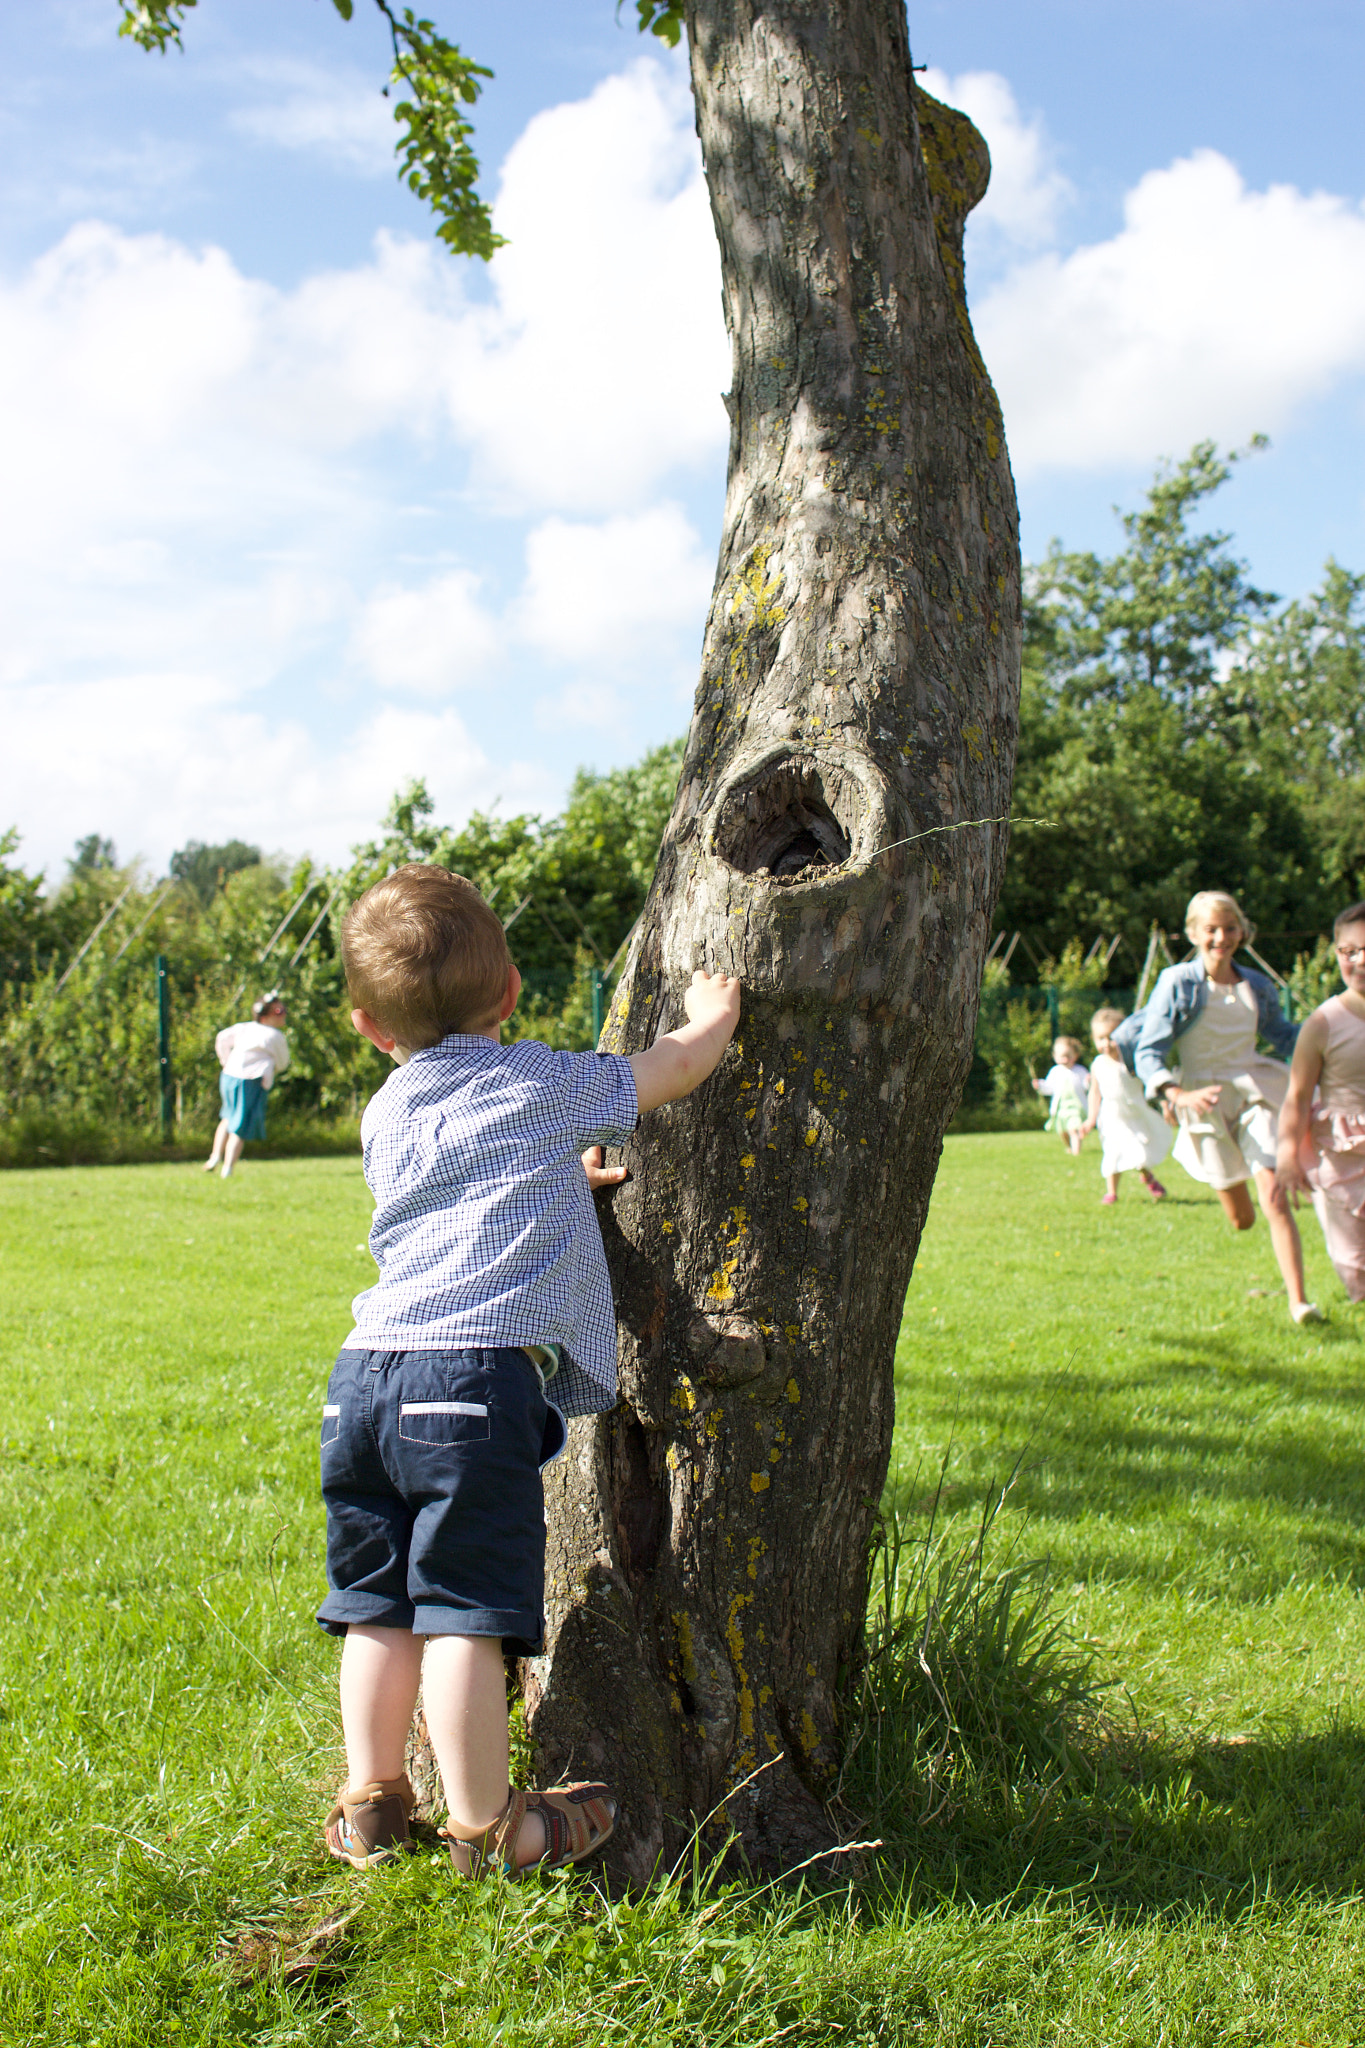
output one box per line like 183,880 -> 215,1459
1101,1192 -> 1117,1205
1145,1178 -> 1167,1200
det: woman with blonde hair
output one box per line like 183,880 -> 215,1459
1134,890 -> 1320,1323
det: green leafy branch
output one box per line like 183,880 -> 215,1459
364,1 -> 501,261
118,0 -> 501,260
120,0 -> 687,258
116,0 -> 197,50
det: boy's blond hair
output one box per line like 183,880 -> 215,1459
1091,1006 -> 1125,1036
1053,1035 -> 1082,1059
341,864 -> 511,1048
1184,889 -> 1255,945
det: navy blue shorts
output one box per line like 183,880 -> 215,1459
316,1347 -> 567,1655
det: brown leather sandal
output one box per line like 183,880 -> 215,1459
324,1774 -> 416,1870
441,1781 -> 617,1879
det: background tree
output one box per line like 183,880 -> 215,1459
997,443 -> 1360,971
169,839 -> 263,907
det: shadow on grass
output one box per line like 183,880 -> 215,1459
844,1468 -> 1365,1918
906,1327 -> 1365,1591
852,1717 -> 1365,1919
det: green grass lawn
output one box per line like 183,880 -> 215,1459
2,1138 -> 1365,2044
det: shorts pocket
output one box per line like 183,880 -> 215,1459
321,1402 -> 341,1446
540,1401 -> 567,1470
399,1400 -> 490,1447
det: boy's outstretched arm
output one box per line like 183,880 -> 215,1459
629,970 -> 742,1114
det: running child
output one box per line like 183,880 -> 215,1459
205,989 -> 289,1178
1078,1005 -> 1170,1205
318,863 -> 740,1878
1033,1036 -> 1089,1155
1135,888 -> 1319,1325
1276,901 -> 1365,1302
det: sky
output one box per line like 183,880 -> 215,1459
2,0 -> 1364,881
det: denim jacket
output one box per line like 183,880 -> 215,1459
1130,958 -> 1297,1097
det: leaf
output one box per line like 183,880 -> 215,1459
628,1 -> 685,48
116,0 -> 197,52
330,0 -> 355,16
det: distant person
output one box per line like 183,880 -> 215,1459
1032,1037 -> 1089,1155
1135,890 -> 1319,1324
1276,901 -> 1365,1303
317,863 -> 741,1878
205,991 -> 290,1179
1078,1006 -> 1169,1205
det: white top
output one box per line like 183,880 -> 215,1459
1316,997 -> 1365,1116
216,1021 -> 290,1088
1039,1062 -> 1088,1105
1094,1052 -> 1145,1113
1176,980 -> 1257,1086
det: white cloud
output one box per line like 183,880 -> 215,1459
919,67 -> 1073,253
2,675 -> 557,876
442,60 -> 729,511
978,149 -> 1365,474
0,57 -> 726,873
517,504 -> 712,668
352,571 -> 502,695
228,61 -> 395,176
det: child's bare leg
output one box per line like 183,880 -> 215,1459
422,1634 -> 547,1867
1070,1129 -> 1084,1155
339,1624 -> 423,1785
221,1131 -> 245,1176
1106,1172 -> 1120,1199
205,1118 -> 229,1168
1254,1165 -> 1308,1310
1216,1183 -> 1256,1231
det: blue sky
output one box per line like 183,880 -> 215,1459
2,1 -> 1363,878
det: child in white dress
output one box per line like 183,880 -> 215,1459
1032,1037 -> 1089,1155
1277,900 -> 1365,1301
1079,1006 -> 1170,1205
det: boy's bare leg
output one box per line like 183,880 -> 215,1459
339,1624 -> 423,1785
422,1635 -> 547,1867
1217,1182 -> 1256,1231
221,1132 -> 245,1176
205,1119 -> 229,1169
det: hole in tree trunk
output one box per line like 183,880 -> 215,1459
713,760 -> 854,883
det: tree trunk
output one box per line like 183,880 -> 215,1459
524,1 -> 1020,1880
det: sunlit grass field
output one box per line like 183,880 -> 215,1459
2,1136 -> 1364,2043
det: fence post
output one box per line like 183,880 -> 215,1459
590,967 -> 604,1047
156,954 -> 173,1142
1046,986 -> 1059,1040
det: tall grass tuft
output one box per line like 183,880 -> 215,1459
850,1454 -> 1105,1834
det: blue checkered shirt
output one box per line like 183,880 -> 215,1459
344,1035 -> 638,1416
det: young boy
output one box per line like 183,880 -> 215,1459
320,862 -> 740,1877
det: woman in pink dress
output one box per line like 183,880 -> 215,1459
1277,901 -> 1365,1302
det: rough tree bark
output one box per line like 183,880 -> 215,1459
523,2 -> 1021,1879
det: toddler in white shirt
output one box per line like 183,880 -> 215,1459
205,990 -> 290,1178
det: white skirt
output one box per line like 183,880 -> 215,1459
1098,1096 -> 1172,1177
1171,1058 -> 1287,1190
